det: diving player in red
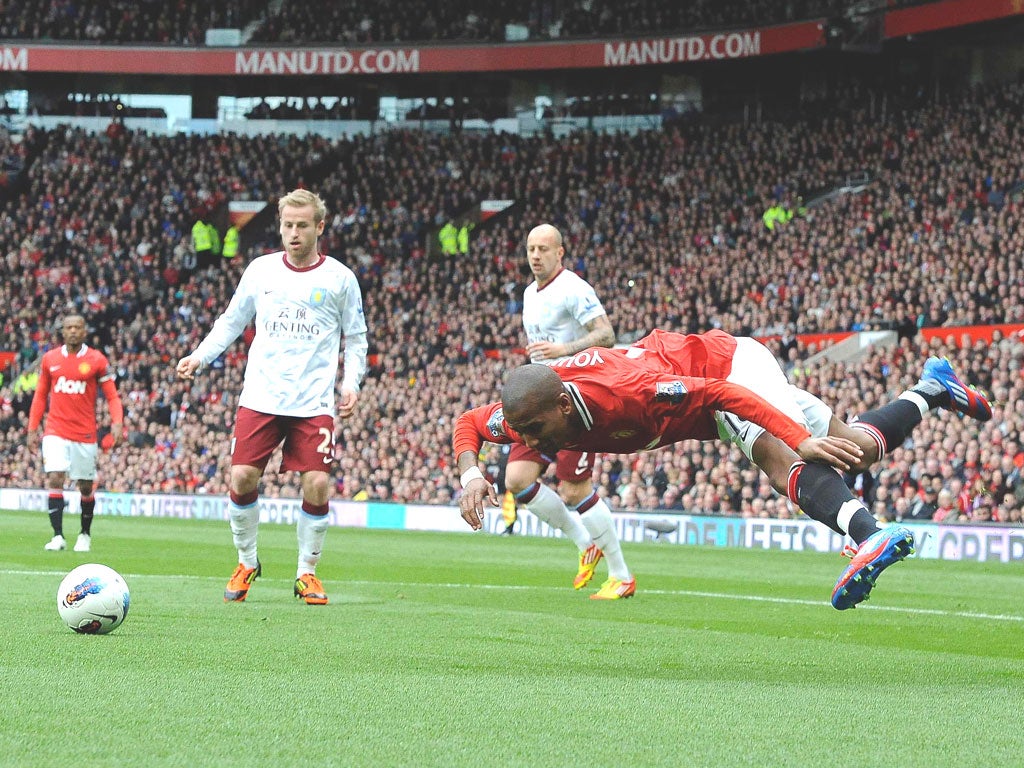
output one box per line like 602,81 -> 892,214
28,315 -> 124,553
454,329 -> 992,609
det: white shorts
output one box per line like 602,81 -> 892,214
41,435 -> 98,480
713,337 -> 833,461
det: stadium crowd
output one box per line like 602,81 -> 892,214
1,0 -> 942,46
248,0 -> 845,45
1,77 -> 1022,527
0,0 -> 265,44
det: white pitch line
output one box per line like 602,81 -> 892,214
6,568 -> 1021,623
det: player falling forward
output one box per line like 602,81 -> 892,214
454,329 -> 992,609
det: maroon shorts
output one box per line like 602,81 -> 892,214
508,443 -> 596,483
231,406 -> 335,473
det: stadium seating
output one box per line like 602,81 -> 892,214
2,0 -> 911,46
0,0 -> 266,44
0,79 -> 1021,526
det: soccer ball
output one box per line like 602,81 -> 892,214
56,563 -> 131,635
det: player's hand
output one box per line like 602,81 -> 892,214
109,425 -> 123,448
458,477 -> 498,530
175,355 -> 201,380
26,429 -> 40,451
525,340 -> 565,360
797,436 -> 863,472
338,388 -> 358,419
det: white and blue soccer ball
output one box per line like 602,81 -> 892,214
56,563 -> 131,634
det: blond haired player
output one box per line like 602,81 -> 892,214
177,189 -> 367,605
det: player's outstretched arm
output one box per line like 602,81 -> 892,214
101,378 -> 125,448
527,315 -> 615,360
453,405 -> 510,529
702,378 -> 862,471
796,436 -> 863,472
456,449 -> 497,531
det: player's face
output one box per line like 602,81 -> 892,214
525,229 -> 563,285
506,400 -> 570,456
279,203 -> 325,263
61,317 -> 86,347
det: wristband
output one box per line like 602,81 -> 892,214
460,466 -> 485,488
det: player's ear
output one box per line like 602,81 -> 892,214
557,392 -> 573,415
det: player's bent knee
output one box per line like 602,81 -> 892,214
230,465 -> 262,495
504,461 -> 543,496
558,479 -> 593,508
750,432 -> 800,493
300,470 -> 331,504
829,418 -> 877,469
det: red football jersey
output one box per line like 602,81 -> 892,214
630,327 -> 738,379
29,345 -> 117,442
452,340 -> 810,458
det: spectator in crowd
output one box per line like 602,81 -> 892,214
931,489 -> 956,523
906,485 -> 938,521
995,493 -> 1021,525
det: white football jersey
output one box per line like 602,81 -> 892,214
522,268 -> 607,362
193,252 -> 367,417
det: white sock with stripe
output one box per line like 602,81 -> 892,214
517,481 -> 592,551
577,495 -> 630,580
229,501 -> 260,568
297,508 -> 329,578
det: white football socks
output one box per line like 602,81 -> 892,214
297,512 -> 329,578
229,501 -> 260,568
580,498 -> 630,580
521,482 -> 593,551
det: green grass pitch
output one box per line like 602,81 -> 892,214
1,509 -> 1021,767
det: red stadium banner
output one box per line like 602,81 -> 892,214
0,21 -> 826,76
757,325 -> 1024,351
228,200 -> 268,230
480,200 -> 514,221
884,0 -> 1024,38
756,331 -> 854,349
767,324 -> 1024,351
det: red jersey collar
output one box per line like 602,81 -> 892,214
536,266 -> 564,292
282,252 -> 326,272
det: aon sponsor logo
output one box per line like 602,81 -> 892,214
54,376 -> 87,395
